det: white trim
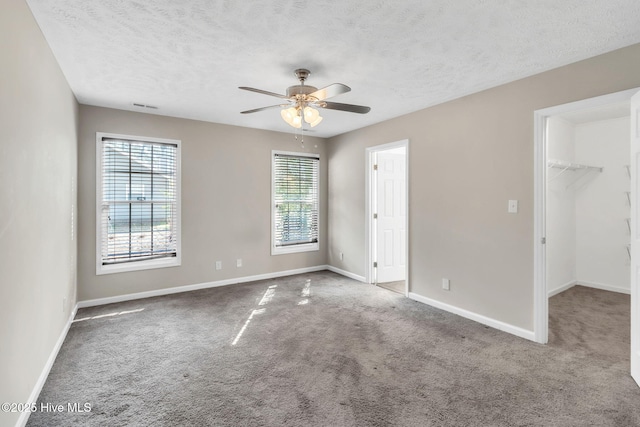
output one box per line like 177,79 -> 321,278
548,280 -> 631,296
366,139 -> 411,152
95,132 -> 182,275
533,110 -> 548,343
547,280 -> 577,297
365,147 -> 375,284
77,265 -> 328,308
631,90 -> 640,386
409,292 -> 535,342
271,150 -> 321,256
327,265 -> 366,283
271,242 -> 319,255
98,256 -> 180,275
576,280 -> 631,295
17,304 -> 78,427
365,139 -> 410,296
533,87 -> 640,344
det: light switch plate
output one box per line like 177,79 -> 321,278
508,199 -> 518,213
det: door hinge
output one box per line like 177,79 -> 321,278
541,237 -> 546,244
373,164 -> 378,171
373,262 -> 378,268
373,213 -> 378,219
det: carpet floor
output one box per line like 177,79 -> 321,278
549,285 -> 630,364
27,272 -> 640,426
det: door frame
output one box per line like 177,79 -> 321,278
365,139 -> 410,295
533,87 -> 639,344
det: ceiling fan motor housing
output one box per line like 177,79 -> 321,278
286,68 -> 318,100
286,85 -> 318,99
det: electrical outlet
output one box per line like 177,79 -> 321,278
237,259 -> 242,267
215,261 -> 222,270
442,278 -> 450,291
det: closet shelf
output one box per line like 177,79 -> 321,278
547,159 -> 603,172
547,159 -> 603,184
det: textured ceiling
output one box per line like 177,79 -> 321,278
26,0 -> 640,138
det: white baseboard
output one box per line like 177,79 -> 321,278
78,265 -> 329,308
547,280 -> 577,297
408,292 -> 535,342
576,280 -> 631,295
326,265 -> 367,283
17,304 -> 78,427
547,279 -> 630,297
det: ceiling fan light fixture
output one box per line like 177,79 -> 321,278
291,114 -> 302,128
309,116 -> 323,127
281,107 -> 298,125
303,106 -> 320,123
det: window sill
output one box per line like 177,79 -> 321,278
96,256 -> 181,275
272,243 -> 319,256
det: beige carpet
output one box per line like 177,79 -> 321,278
549,284 -> 630,364
27,272 -> 640,426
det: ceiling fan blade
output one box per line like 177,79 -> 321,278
309,83 -> 351,101
241,104 -> 285,114
319,101 -> 371,114
239,86 -> 288,99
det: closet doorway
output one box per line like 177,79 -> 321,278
366,140 -> 409,296
546,104 -> 630,297
533,88 -> 640,388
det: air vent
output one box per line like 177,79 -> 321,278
132,103 -> 158,110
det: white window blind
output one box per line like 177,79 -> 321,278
98,136 -> 179,269
273,153 -> 319,251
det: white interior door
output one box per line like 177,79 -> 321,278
376,151 -> 406,283
631,90 -> 640,387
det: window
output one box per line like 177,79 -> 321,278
272,151 -> 320,255
96,133 -> 181,274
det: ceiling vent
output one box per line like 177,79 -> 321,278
132,103 -> 158,110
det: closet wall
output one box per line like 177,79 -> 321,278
547,117 -> 577,292
547,114 -> 630,295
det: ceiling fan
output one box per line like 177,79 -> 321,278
239,68 -> 370,129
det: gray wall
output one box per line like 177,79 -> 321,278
0,1 -> 79,426
327,43 -> 640,332
78,106 -> 327,301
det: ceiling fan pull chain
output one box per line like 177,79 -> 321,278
294,127 -> 304,146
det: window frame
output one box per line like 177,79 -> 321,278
95,132 -> 181,275
271,150 -> 320,255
